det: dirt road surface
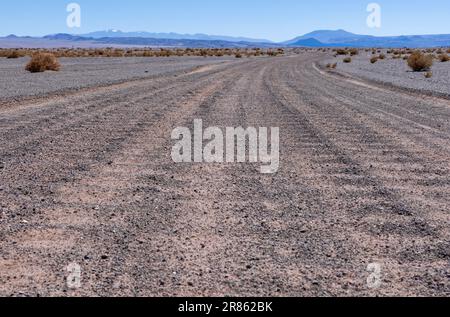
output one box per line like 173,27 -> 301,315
0,54 -> 449,296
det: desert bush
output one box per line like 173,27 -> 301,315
407,51 -> 433,71
370,56 -> 379,64
156,49 -> 172,57
349,48 -> 359,56
108,49 -> 125,57
142,50 -> 154,57
266,50 -> 279,56
425,71 -> 433,78
25,52 -> 60,73
7,50 -> 21,58
330,63 -> 337,69
343,57 -> 352,63
235,53 -> 242,58
336,49 -> 348,55
439,53 -> 450,62
378,54 -> 386,60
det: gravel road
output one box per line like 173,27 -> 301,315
0,53 -> 448,297
0,56 -> 235,101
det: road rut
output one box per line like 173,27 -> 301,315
0,54 -> 448,296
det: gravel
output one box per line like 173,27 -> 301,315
0,53 -> 448,296
0,56 -> 235,101
322,51 -> 450,98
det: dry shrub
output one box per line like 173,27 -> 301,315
370,56 -> 379,64
343,57 -> 352,63
407,51 -> 433,71
425,71 -> 433,78
439,53 -> 450,62
25,53 -> 60,73
109,49 -> 125,57
330,63 -> 337,69
349,48 -> 359,56
266,50 -> 279,56
7,50 -> 21,59
336,49 -> 348,55
378,54 -> 386,60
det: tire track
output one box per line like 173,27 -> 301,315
0,53 -> 448,297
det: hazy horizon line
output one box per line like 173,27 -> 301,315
3,28 -> 450,43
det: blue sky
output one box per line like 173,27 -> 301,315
2,0 -> 450,41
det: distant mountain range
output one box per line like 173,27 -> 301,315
38,33 -> 276,48
81,29 -> 273,43
285,29 -> 450,48
2,29 -> 450,48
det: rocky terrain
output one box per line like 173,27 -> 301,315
0,53 -> 448,296
322,51 -> 450,98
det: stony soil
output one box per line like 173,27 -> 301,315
323,52 -> 450,98
0,53 -> 448,297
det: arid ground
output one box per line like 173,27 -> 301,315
0,53 -> 448,296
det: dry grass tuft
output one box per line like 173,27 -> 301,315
439,53 -> 450,62
349,48 -> 359,56
407,51 -> 433,71
25,53 -> 61,73
343,57 -> 352,63
336,49 -> 348,55
6,50 -> 21,59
